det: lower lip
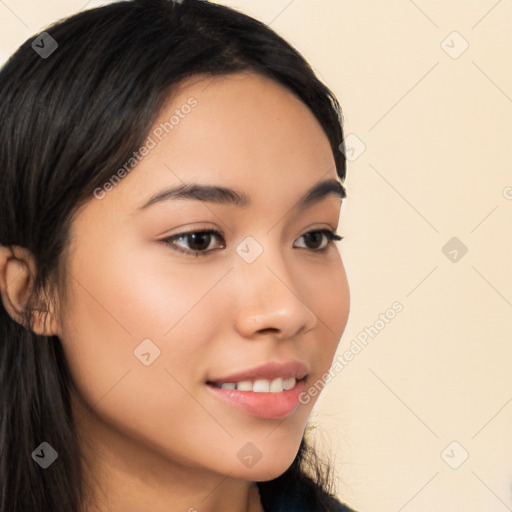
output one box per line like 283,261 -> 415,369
206,379 -> 306,419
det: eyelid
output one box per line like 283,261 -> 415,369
161,228 -> 225,257
159,226 -> 343,257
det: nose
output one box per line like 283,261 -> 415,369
232,243 -> 317,340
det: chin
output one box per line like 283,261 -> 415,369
235,460 -> 295,482
231,441 -> 302,482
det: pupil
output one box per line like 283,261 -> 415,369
188,233 -> 211,251
305,232 -> 322,249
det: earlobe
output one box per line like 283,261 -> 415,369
0,245 -> 58,336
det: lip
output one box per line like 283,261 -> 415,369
206,377 -> 307,419
207,360 -> 309,384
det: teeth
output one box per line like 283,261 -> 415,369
282,377 -> 296,390
236,380 -> 253,391
269,377 -> 283,392
253,379 -> 270,393
219,377 -> 297,392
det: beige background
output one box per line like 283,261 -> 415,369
1,1 -> 511,511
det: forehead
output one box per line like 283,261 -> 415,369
138,72 -> 333,183
78,71 -> 338,223
174,70 -> 332,161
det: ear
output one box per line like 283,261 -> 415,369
0,245 -> 59,336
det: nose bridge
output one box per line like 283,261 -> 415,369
232,234 -> 317,338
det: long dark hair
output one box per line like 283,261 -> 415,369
0,1 -> 351,510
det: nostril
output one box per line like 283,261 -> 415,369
256,327 -> 279,335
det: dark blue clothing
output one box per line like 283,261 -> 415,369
256,480 -> 354,512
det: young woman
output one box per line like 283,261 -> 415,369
0,1 -> 354,510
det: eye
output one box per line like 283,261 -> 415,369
293,229 -> 343,251
161,229 -> 225,257
160,228 -> 344,257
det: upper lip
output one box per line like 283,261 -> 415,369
207,360 -> 309,384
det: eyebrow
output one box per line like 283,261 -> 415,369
137,178 -> 346,212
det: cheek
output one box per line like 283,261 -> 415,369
59,249 -> 243,467
59,243 -> 229,390
301,255 -> 350,368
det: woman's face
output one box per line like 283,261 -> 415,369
57,71 -> 350,483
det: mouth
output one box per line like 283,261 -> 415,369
206,376 -> 305,393
205,376 -> 308,420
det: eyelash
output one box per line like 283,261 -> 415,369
161,229 -> 344,257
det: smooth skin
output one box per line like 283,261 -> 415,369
0,71 -> 350,512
